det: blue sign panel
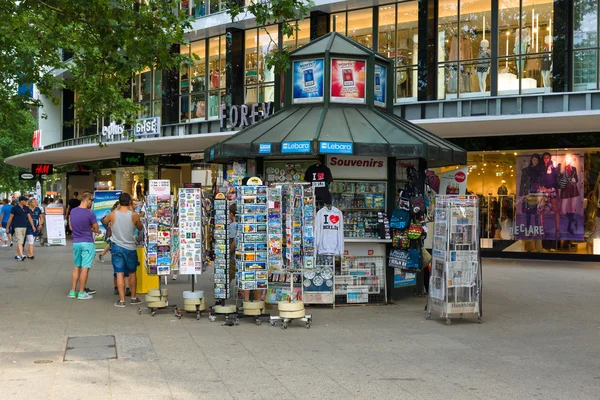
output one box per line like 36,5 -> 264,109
281,141 -> 311,153
258,143 -> 272,154
374,64 -> 387,107
292,59 -> 324,104
394,270 -> 416,288
209,148 -> 215,159
319,141 -> 353,155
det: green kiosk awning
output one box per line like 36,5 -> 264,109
206,33 -> 466,168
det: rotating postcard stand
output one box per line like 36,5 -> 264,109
426,195 -> 483,325
138,191 -> 181,318
208,192 -> 238,323
230,178 -> 271,326
177,187 -> 206,320
268,183 -> 314,330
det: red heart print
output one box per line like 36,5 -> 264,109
329,215 -> 339,224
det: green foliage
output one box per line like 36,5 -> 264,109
0,101 -> 37,193
0,0 -> 193,131
228,0 -> 314,73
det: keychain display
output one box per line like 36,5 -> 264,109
178,187 -> 204,275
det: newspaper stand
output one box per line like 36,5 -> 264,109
426,195 -> 482,325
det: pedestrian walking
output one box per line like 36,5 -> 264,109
68,192 -> 98,300
65,192 -> 81,236
6,196 -> 35,261
103,193 -> 143,307
0,199 -> 13,246
26,198 -> 44,259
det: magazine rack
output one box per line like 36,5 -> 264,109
426,195 -> 482,325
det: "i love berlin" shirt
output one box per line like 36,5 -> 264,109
315,206 -> 344,256
304,163 -> 333,203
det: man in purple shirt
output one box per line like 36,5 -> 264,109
68,192 -> 99,300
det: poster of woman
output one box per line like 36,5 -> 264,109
515,152 -> 584,241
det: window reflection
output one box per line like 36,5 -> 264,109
245,25 -> 278,104
573,0 -> 599,91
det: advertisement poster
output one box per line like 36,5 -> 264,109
92,190 -> 122,250
440,167 -> 468,195
292,59 -> 324,104
330,59 -> 366,104
149,179 -> 170,196
374,64 -> 387,107
45,207 -> 66,246
515,152 -> 584,241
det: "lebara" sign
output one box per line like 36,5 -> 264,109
319,141 -> 353,155
282,141 -> 311,153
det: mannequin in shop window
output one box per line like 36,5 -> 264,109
560,155 -> 580,236
497,180 -> 508,196
476,40 -> 491,93
447,26 -> 474,94
132,176 -> 144,201
514,28 -> 530,77
541,36 -> 552,88
539,152 -> 560,239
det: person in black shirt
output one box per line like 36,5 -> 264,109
304,162 -> 333,204
66,192 -> 81,235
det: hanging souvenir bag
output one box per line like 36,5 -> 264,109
404,248 -> 422,270
397,190 -> 411,211
393,230 -> 410,249
426,170 -> 440,193
390,208 -> 410,230
388,249 -> 409,269
407,221 -> 423,239
410,195 -> 426,215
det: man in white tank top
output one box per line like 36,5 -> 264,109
104,193 -> 143,307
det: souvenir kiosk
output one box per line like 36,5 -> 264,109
206,32 -> 467,303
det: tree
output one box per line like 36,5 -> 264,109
0,0 -> 194,133
0,100 -> 37,194
228,0 -> 314,74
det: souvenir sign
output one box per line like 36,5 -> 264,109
178,187 -> 203,275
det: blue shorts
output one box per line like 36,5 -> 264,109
111,244 -> 138,274
73,242 -> 96,268
1,222 -> 6,229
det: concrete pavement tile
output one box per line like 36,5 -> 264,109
114,333 -> 157,362
0,367 -> 55,399
108,359 -> 171,398
50,361 -> 111,400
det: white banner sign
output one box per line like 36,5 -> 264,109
440,167 -> 468,195
326,156 -> 387,180
45,208 -> 66,246
149,180 -> 170,196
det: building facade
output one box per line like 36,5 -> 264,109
8,0 -> 600,259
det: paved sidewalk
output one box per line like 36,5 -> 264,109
0,243 -> 599,400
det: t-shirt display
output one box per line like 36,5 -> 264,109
304,163 -> 333,204
70,207 -> 97,243
315,206 -> 344,256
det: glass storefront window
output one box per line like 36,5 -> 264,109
331,8 -> 373,49
438,0 -> 492,99
432,147 -> 600,255
180,36 -> 223,122
245,25 -> 278,103
282,19 -> 310,51
498,0 -> 554,95
133,69 -> 162,119
573,0 -> 599,91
